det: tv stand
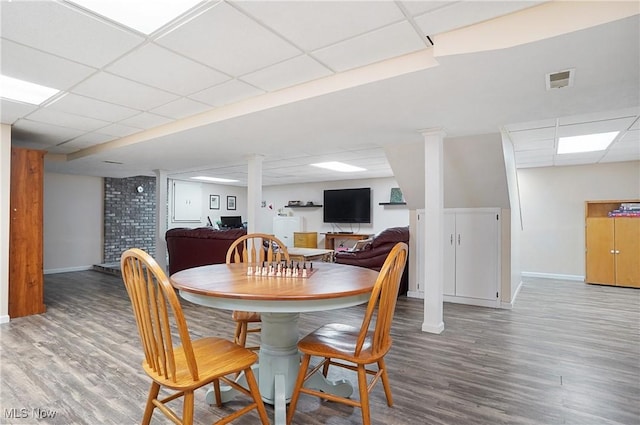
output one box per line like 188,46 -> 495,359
322,233 -> 372,250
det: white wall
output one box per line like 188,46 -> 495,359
444,133 -> 510,208
43,173 -> 103,273
261,177 -> 410,248
518,161 -> 640,279
1,125 -> 11,323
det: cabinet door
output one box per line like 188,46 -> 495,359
454,211 -> 499,300
585,218 -> 615,284
273,217 -> 301,247
443,212 -> 456,296
173,181 -> 202,222
614,218 -> 640,288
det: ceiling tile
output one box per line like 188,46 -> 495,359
240,55 -> 332,92
400,1 -> 453,17
0,1 -> 144,68
508,127 -> 555,143
233,1 -> 405,51
47,93 -> 139,122
557,107 -> 639,126
512,137 -> 555,152
414,1 -> 544,36
557,117 -> 636,137
312,21 -> 426,72
72,72 -> 179,110
12,119 -> 85,146
503,118 -> 556,132
106,43 -> 230,96
26,108 -> 110,132
554,152 -> 605,166
150,98 -> 212,120
0,38 -> 96,91
156,2 -> 301,76
189,79 -> 265,107
97,123 -> 142,138
0,99 -> 38,125
118,112 -> 173,129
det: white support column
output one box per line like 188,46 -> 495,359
421,128 -> 445,334
247,155 -> 264,234
154,169 -> 168,273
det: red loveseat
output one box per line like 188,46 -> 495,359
165,227 -> 246,275
334,226 -> 409,295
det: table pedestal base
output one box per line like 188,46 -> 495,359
205,312 -> 353,424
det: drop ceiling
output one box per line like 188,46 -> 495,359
1,1 -> 639,186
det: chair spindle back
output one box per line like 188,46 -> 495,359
226,233 -> 290,264
354,242 -> 408,357
120,248 -> 199,383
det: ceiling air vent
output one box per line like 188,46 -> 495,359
546,69 -> 574,90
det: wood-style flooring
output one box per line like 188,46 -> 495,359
1,271 -> 638,425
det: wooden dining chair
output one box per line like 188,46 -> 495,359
120,248 -> 269,425
286,242 -> 408,425
226,233 -> 290,350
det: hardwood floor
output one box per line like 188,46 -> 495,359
1,271 -> 638,425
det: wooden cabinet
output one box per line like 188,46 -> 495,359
443,208 -> 501,307
585,200 -> 640,288
9,147 -> 45,318
293,232 -> 317,248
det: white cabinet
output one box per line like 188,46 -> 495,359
444,208 -> 500,307
273,216 -> 302,247
172,180 -> 202,222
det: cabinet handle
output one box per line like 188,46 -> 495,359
615,250 -> 620,254
450,234 -> 453,245
457,234 -> 461,245
610,250 -> 615,254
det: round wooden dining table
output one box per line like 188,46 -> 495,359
170,261 -> 379,425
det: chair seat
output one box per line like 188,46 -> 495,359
298,323 -> 391,363
143,337 -> 258,390
232,310 -> 261,322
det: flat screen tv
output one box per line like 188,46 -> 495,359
323,188 -> 371,224
220,216 -> 243,229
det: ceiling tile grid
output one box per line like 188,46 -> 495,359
1,0 -> 637,183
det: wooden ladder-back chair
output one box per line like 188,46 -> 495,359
286,242 -> 408,425
120,248 -> 269,425
226,233 -> 290,350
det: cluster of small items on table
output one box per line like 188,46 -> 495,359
247,261 -> 316,278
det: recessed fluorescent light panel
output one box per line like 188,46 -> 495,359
69,0 -> 202,34
0,75 -> 59,105
311,162 -> 366,172
192,176 -> 239,183
557,132 -> 619,154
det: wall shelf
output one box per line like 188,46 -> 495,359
379,202 -> 407,206
284,204 -> 322,208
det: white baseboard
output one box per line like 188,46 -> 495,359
443,295 -> 501,308
501,280 -> 523,309
522,271 -> 584,282
44,265 -> 93,275
421,321 -> 444,334
0,314 -> 10,324
407,290 -> 424,299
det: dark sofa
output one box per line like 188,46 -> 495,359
165,227 -> 246,275
334,226 -> 410,295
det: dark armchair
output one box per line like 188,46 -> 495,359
334,226 -> 410,296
